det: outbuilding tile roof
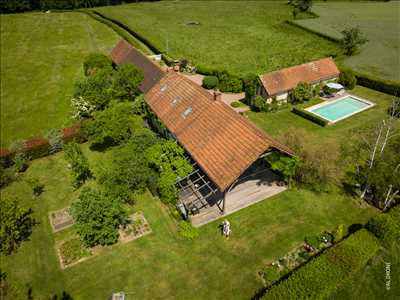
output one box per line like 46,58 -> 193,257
110,39 -> 165,93
259,57 -> 340,96
145,73 -> 293,191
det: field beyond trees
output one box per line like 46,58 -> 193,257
0,12 -> 119,147
294,2 -> 400,81
95,1 -> 340,75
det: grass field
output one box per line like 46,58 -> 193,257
95,1 -> 340,76
0,143 -> 377,299
293,2 -> 400,81
0,12 -> 119,147
247,85 -> 395,147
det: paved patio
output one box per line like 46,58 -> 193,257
190,167 -> 286,227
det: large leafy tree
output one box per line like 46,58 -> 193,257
83,53 -> 113,76
289,82 -> 313,104
113,64 -> 144,100
73,67 -> 115,110
71,188 -> 128,247
83,101 -> 144,150
340,27 -> 368,56
99,129 -> 159,202
0,198 -> 35,255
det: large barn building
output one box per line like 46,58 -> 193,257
110,40 -> 294,226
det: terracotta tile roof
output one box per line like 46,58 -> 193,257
145,73 -> 294,192
259,58 -> 340,96
110,39 -> 165,93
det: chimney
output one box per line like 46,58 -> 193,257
213,91 -> 222,101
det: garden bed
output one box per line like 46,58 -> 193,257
56,211 -> 151,269
49,207 -> 74,232
118,212 -> 152,244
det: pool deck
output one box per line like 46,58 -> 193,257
306,93 -> 375,124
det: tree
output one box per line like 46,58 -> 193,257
63,142 -> 92,187
71,188 -> 128,247
83,101 -> 144,150
340,27 -> 368,56
338,69 -> 357,90
113,64 -> 144,100
73,67 -> 115,110
83,53 -> 113,76
344,115 -> 400,210
251,95 -> 267,112
202,76 -> 219,90
99,130 -> 159,202
0,198 -> 35,255
265,152 -> 301,188
289,82 -> 313,104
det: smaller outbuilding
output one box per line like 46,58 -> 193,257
258,57 -> 340,102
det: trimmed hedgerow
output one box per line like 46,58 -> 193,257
292,107 -> 328,126
354,71 -> 400,96
263,229 -> 380,300
367,206 -> 400,248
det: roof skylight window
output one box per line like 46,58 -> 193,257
160,84 -> 168,92
182,107 -> 193,118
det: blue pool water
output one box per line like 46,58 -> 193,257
310,96 -> 371,122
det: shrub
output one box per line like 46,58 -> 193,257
0,166 -> 16,189
0,197 -> 35,255
289,82 -> 313,104
12,153 -> 29,173
252,96 -> 268,112
339,69 -> 357,90
46,128 -> 64,155
292,107 -> 328,126
304,234 -> 321,251
265,152 -> 300,188
202,76 -> 219,90
230,101 -> 245,108
262,265 -> 281,286
26,177 -> 44,196
178,221 -> 199,240
332,224 -> 346,243
83,53 -> 113,76
366,206 -> 400,248
71,187 -> 128,247
216,70 -> 243,93
63,142 -> 92,188
243,73 -> 260,102
262,230 -> 380,299
71,96 -> 96,119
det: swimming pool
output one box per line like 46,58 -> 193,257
306,95 -> 374,123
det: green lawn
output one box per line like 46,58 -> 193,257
95,1 -> 340,76
1,144 -> 377,299
293,2 -> 400,81
246,86 -> 395,147
0,12 -> 120,147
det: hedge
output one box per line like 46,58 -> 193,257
353,71 -> 400,96
263,229 -> 380,300
0,124 -> 84,167
82,11 -> 153,57
367,206 -> 400,248
292,107 -> 329,126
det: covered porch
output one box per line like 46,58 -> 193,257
176,159 -> 287,227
